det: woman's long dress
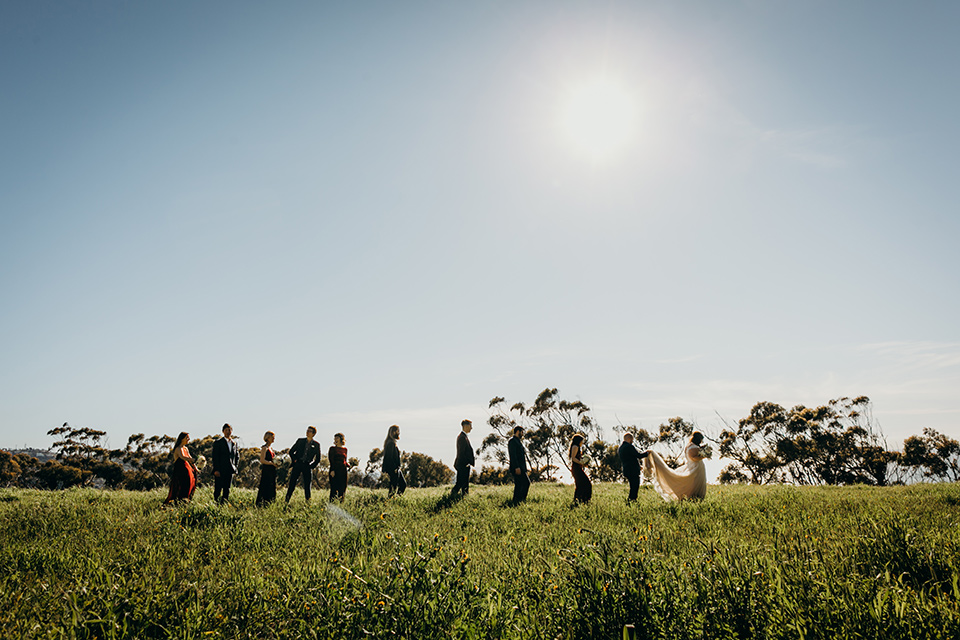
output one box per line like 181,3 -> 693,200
643,443 -> 707,502
382,438 -> 406,496
164,447 -> 196,504
329,446 -> 348,501
571,454 -> 592,504
256,448 -> 276,506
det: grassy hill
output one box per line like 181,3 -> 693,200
1,482 -> 958,639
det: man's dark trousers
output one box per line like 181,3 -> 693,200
625,472 -> 640,502
214,472 -> 234,504
451,465 -> 470,496
512,472 -> 530,503
286,464 -> 313,502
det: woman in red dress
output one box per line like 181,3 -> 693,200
570,433 -> 592,506
328,432 -> 350,501
164,432 -> 197,505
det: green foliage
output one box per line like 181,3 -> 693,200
485,388 -> 605,481
901,428 -> 960,482
718,396 -> 899,486
0,483 -> 957,638
403,451 -> 453,488
0,450 -> 22,484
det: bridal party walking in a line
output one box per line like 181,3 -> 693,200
162,419 -> 711,509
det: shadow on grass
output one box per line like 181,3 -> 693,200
431,492 -> 466,513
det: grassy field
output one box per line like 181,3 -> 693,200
1,482 -> 958,639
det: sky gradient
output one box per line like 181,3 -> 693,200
2,1 -> 958,479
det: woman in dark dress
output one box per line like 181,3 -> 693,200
164,432 -> 197,505
328,432 -> 349,501
570,433 -> 592,506
256,430 -> 277,506
382,424 -> 406,497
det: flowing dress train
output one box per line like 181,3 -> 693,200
643,443 -> 706,502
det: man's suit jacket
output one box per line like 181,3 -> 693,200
619,441 -> 642,478
454,431 -> 475,469
213,437 -> 239,475
508,436 -> 527,474
289,438 -> 322,469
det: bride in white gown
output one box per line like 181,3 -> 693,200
642,432 -> 708,501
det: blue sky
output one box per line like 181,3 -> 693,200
2,1 -> 958,478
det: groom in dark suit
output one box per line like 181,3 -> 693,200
618,433 -> 648,502
451,419 -> 475,497
212,423 -> 239,504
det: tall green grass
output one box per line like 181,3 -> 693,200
1,483 -> 958,639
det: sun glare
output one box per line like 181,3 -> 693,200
559,76 -> 638,162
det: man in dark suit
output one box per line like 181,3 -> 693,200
450,419 -> 475,497
618,432 -> 648,502
508,426 -> 530,504
285,425 -> 322,503
212,423 -> 239,504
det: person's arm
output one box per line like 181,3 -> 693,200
290,440 -> 304,465
213,439 -> 221,477
180,447 -> 199,471
259,445 -> 270,466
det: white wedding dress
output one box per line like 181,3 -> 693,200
643,442 -> 707,502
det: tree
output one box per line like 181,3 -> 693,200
900,428 -> 960,482
0,450 -> 22,485
115,433 -> 175,490
718,396 -> 894,486
233,447 -> 266,489
47,423 -> 108,460
585,439 -> 622,482
474,465 -> 511,485
44,423 -> 124,488
483,388 -> 603,481
35,461 -> 90,489
404,452 -> 453,488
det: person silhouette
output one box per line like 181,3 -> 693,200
618,433 -> 648,502
328,433 -> 349,501
382,425 -> 406,497
212,423 -> 238,504
256,431 -> 277,506
450,419 -> 475,498
570,433 -> 592,505
508,426 -> 530,503
285,426 -> 322,504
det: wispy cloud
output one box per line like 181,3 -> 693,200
858,341 -> 960,372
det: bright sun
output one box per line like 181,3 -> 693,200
559,76 -> 638,162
